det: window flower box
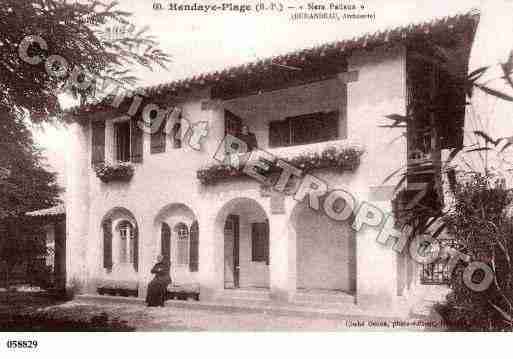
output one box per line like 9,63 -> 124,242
197,141 -> 364,185
94,163 -> 134,183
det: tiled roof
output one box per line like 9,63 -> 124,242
67,10 -> 480,117
26,204 -> 66,217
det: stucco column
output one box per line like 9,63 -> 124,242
355,199 -> 399,308
269,214 -> 292,301
138,216 -> 154,299
198,213 -> 223,300
66,121 -> 90,293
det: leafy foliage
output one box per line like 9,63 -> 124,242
197,146 -> 363,185
0,0 -> 169,287
379,36 -> 513,329
0,0 -> 170,120
0,108 -> 61,219
94,162 -> 134,183
440,174 -> 513,331
0,103 -> 61,288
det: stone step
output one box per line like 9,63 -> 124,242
293,291 -> 356,306
218,288 -> 271,301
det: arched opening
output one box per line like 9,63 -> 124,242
215,198 -> 269,289
154,203 -> 198,284
290,201 -> 356,294
100,207 -> 139,274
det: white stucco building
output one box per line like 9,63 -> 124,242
63,12 -> 479,310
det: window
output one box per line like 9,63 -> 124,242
225,110 -> 242,136
269,111 -> 339,147
91,121 -> 105,165
175,223 -> 189,265
251,221 -> 269,264
114,121 -> 131,162
117,221 -> 135,264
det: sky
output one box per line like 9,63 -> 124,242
34,0 -> 513,192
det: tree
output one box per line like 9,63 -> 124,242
0,0 -> 170,120
380,41 -> 513,330
0,104 -> 61,288
0,0 -> 170,288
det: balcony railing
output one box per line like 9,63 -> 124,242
197,139 -> 364,185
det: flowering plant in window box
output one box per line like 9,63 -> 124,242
94,162 -> 134,183
197,145 -> 364,185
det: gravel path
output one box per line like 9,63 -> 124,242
34,299 -> 441,331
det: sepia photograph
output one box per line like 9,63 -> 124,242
0,0 -> 513,355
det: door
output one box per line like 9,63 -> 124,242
224,214 -> 240,288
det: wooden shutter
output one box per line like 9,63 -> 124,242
251,222 -> 269,264
91,121 -> 105,165
132,225 -> 138,272
264,219 -> 269,265
150,118 -> 166,154
224,110 -> 242,136
288,112 -> 339,145
102,219 -> 112,270
269,120 -> 290,147
189,220 -> 199,272
130,118 -> 143,162
161,223 -> 171,262
251,223 -> 259,261
322,111 -> 339,141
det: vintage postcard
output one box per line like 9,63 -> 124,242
1,0 -> 513,355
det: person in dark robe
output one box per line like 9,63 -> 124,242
146,255 -> 172,307
238,125 -> 258,152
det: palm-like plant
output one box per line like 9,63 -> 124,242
382,48 -> 513,329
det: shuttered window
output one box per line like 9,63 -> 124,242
119,221 -> 129,263
102,219 -> 113,270
91,121 -> 106,165
115,220 -> 138,271
189,221 -> 199,272
225,110 -> 242,136
269,120 -> 290,147
268,111 -> 339,147
175,223 -> 189,265
114,121 -> 130,162
130,118 -> 144,162
251,221 -> 269,265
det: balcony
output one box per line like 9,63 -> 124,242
197,139 -> 364,186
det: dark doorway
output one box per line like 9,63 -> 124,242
224,214 -> 240,288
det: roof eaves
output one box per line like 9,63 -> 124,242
66,10 -> 480,118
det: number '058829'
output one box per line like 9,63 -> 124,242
6,340 -> 38,349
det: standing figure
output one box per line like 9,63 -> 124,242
238,125 -> 258,152
146,255 -> 172,307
